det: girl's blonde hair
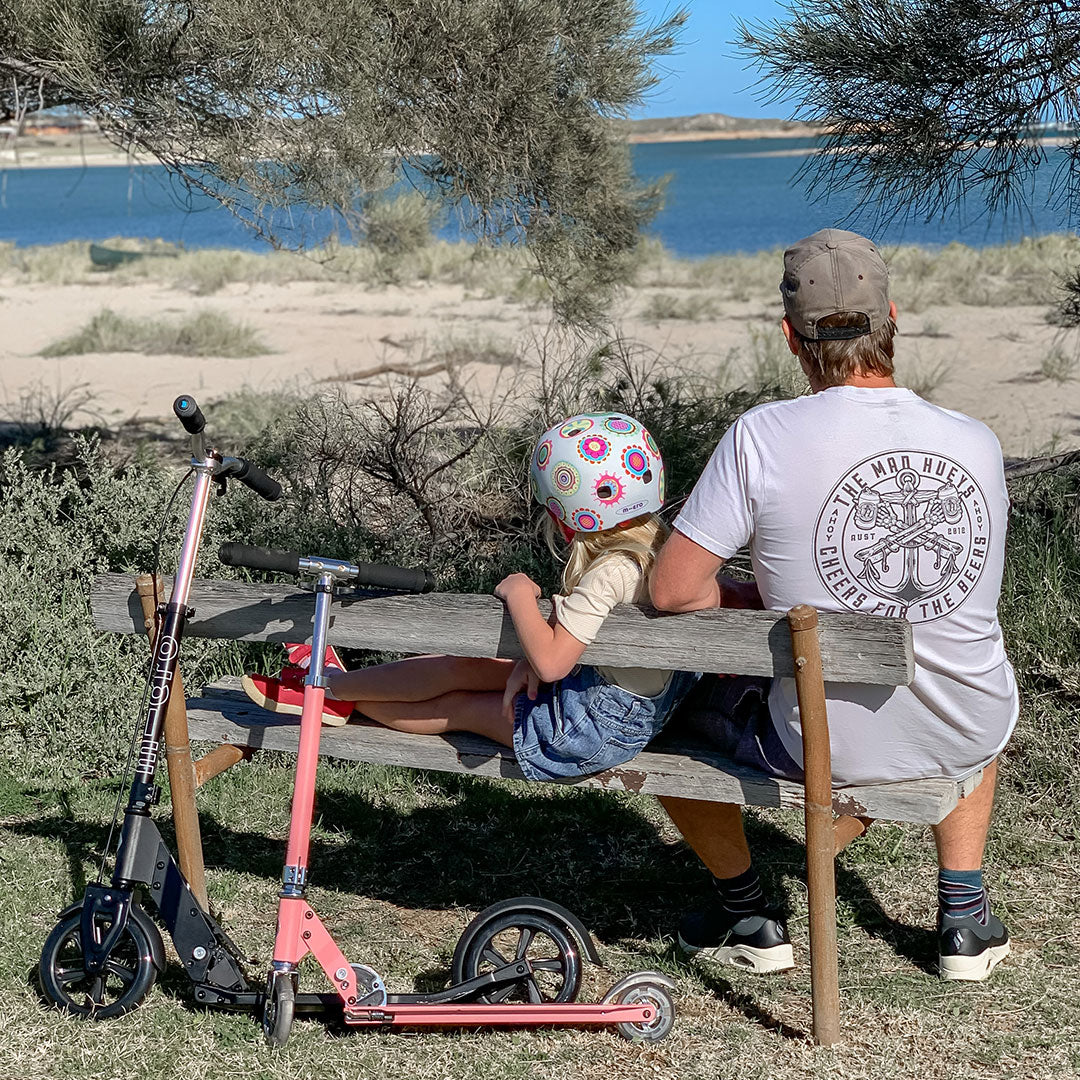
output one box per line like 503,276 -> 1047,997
544,512 -> 670,593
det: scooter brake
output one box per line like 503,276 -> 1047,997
350,963 -> 388,1007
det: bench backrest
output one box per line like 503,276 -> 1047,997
91,574 -> 914,686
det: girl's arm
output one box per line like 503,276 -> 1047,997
494,573 -> 586,683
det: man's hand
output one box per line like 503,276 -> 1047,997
494,573 -> 542,603
502,659 -> 540,720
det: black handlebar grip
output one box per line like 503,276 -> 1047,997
235,458 -> 283,502
218,543 -> 301,576
355,562 -> 436,593
173,395 -> 206,435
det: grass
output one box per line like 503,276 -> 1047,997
2,729 -> 1079,1078
744,323 -> 806,398
1038,345 -> 1078,383
897,353 -> 952,401
629,234 -> 1078,314
40,309 -> 269,358
0,236 -> 541,300
640,291 -> 720,322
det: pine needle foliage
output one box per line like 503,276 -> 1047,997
0,0 -> 686,324
738,2 -> 1080,225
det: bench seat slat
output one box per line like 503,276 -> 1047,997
92,574 -> 914,686
186,680 -> 975,824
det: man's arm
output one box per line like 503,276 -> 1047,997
650,529 -> 763,612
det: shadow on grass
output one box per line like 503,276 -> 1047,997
8,769 -> 940,1034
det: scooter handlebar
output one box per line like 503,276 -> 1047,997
173,394 -> 206,435
233,458 -> 283,502
218,543 -> 435,593
218,543 -> 300,576
353,562 -> 436,594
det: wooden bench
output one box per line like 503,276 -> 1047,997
91,571 -> 983,1046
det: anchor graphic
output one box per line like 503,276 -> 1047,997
852,469 -> 965,606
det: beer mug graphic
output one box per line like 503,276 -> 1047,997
854,488 -> 880,529
939,484 -> 963,524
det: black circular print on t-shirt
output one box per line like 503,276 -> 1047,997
813,450 -> 990,623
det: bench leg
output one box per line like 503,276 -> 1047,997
834,816 -> 874,856
137,573 -> 209,910
788,605 -> 841,1047
194,744 -> 254,788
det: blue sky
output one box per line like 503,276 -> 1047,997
633,2 -> 788,119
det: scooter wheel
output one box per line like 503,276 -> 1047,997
38,903 -> 161,1019
452,910 -> 582,1004
262,970 -> 297,1047
612,983 -> 675,1043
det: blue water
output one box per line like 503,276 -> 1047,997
0,138 -> 1070,256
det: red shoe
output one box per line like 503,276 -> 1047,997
284,642 -> 345,673
241,664 -> 353,727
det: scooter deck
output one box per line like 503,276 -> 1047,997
342,1002 -> 656,1027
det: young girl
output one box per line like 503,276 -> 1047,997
242,412 -> 699,781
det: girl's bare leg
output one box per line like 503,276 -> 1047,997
327,655 -> 514,704
357,690 -> 514,747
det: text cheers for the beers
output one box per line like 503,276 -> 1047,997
813,451 -> 990,623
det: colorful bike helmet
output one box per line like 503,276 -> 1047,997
530,412 -> 665,533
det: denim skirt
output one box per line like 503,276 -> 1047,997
512,664 -> 700,782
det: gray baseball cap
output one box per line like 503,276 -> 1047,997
780,228 -> 890,340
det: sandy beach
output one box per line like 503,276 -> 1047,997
0,269 -> 1077,458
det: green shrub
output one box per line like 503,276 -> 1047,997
997,469 -> 1080,831
40,309 -> 269,358
0,441 -> 192,775
0,348 -> 792,778
363,192 -> 438,256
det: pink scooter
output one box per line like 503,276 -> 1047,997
218,543 -> 677,1047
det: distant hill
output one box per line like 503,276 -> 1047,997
621,112 -> 822,142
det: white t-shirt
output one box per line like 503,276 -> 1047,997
553,554 -> 671,697
674,385 -> 1018,785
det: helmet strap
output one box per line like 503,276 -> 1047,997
547,508 -> 576,544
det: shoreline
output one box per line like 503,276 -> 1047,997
626,127 -> 823,144
0,149 -> 155,170
0,130 -> 818,170
3,130 -> 1075,169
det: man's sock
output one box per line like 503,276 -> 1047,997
938,868 -> 989,924
711,865 -> 766,920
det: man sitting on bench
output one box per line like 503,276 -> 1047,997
649,229 -> 1017,982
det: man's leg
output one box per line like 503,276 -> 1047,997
931,760 -> 1010,981
658,797 -> 751,878
659,795 -> 794,973
932,759 -> 997,870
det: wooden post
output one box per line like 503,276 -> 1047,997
788,604 -> 841,1047
136,573 -> 209,909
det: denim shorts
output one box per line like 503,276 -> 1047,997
672,674 -> 804,782
513,665 -> 701,782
